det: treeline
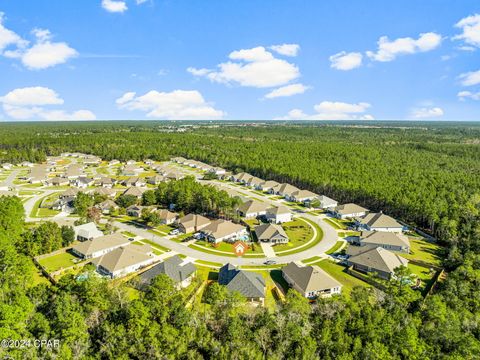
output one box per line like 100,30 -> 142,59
143,176 -> 241,219
0,195 -> 479,358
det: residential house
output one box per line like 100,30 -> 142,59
65,165 -> 84,179
334,203 -> 369,219
233,172 -> 253,184
273,183 -> 300,199
317,195 -> 338,210
171,157 -> 186,163
97,177 -> 115,188
74,177 -> 95,189
265,206 -> 292,224
49,177 -> 70,186
282,262 -> 342,299
59,188 -> 81,200
157,209 -> 178,225
147,175 -> 166,185
72,233 -> 130,259
218,264 -> 265,305
177,214 -> 211,234
122,164 -> 143,176
83,156 -> 101,166
201,219 -> 248,244
138,255 -> 196,289
237,200 -> 269,219
74,222 -> 104,241
255,224 -> 289,244
122,186 -> 145,198
92,245 -> 157,278
96,199 -> 119,214
91,187 -> 116,198
357,212 -> 404,232
127,205 -> 146,217
108,159 -> 120,166
144,159 -> 154,166
209,167 -> 226,175
347,246 -> 409,280
289,189 -> 318,204
245,176 -> 264,188
20,161 -> 34,167
126,160 -> 136,165
122,177 -> 146,187
219,171 -> 233,180
1,163 -> 13,170
358,231 -> 410,253
257,180 -> 280,192
165,172 -> 184,181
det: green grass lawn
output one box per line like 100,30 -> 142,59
403,238 -> 444,266
312,260 -> 370,296
140,239 -> 171,253
325,241 -> 345,255
170,233 -> 192,242
194,259 -> 222,268
301,255 -> 323,264
243,218 -> 261,228
275,218 -> 324,256
121,231 -> 137,238
154,224 -> 175,234
273,218 -> 314,252
38,252 -> 80,273
408,263 -> 436,293
324,217 -> 346,230
37,208 -> 60,217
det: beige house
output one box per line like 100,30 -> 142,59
334,203 -> 368,219
257,180 -> 280,192
265,206 -> 292,224
157,209 -> 178,225
201,219 -> 248,244
93,244 -> 157,278
72,233 -> 130,259
359,231 -> 410,253
237,200 -> 269,219
177,214 -> 211,233
254,224 -> 289,244
357,212 -> 404,232
282,262 -> 342,299
289,189 -> 318,204
347,247 -> 409,279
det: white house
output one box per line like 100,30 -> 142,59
357,212 -> 404,232
74,222 -> 104,241
201,219 -> 248,244
265,206 -> 292,224
71,233 -> 130,259
237,200 -> 269,219
333,203 -> 368,219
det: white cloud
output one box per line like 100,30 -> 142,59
187,46 -> 300,88
458,69 -> 480,86
366,32 -> 442,62
269,44 -> 300,57
264,84 -> 309,99
101,0 -> 128,13
116,89 -> 225,120
329,51 -> 363,70
453,14 -> 480,48
411,107 -> 444,119
0,13 -> 28,53
275,101 -> 374,120
0,86 -> 95,121
457,90 -> 480,101
0,15 -> 77,70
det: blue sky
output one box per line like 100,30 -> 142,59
0,0 -> 480,121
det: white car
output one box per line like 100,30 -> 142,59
169,229 -> 180,235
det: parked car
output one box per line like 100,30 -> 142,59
193,232 -> 203,240
264,260 -> 276,265
169,229 -> 180,235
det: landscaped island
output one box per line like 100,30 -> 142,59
0,121 -> 478,359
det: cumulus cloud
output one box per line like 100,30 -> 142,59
187,46 -> 300,88
275,101 -> 374,120
458,69 -> 480,86
116,89 -> 225,120
457,90 -> 480,101
411,107 -> 444,119
0,86 -> 95,121
0,15 -> 77,70
366,32 -> 442,62
329,51 -> 363,70
101,0 -> 128,13
453,14 -> 480,48
264,84 -> 309,99
269,44 -> 300,57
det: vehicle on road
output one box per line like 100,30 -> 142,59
264,260 -> 276,265
169,229 -> 180,235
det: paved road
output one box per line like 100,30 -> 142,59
1,169 -> 19,188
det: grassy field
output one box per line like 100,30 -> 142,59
301,255 -> 324,264
325,241 -> 345,255
38,252 -> 80,273
403,238 -> 444,266
408,263 -> 436,293
324,217 -> 347,230
140,239 -> 171,253
276,218 -> 324,256
194,259 -> 222,268
121,231 -> 137,238
273,218 -> 313,252
313,260 -> 370,296
170,233 -> 192,242
154,224 -> 176,234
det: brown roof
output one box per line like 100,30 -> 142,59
348,247 -> 408,274
72,233 -> 130,257
202,219 -> 246,239
282,262 -> 342,293
92,245 -> 153,273
178,214 -> 211,229
254,224 -> 288,241
237,200 -> 269,214
359,213 -> 403,228
335,203 -> 368,215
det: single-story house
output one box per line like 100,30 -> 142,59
74,222 -> 104,241
171,156 -> 186,163
144,159 -> 154,165
127,205 -> 146,217
177,214 -> 211,234
333,203 -> 369,219
72,233 -> 130,259
218,264 -> 265,305
237,200 -> 269,219
357,212 -> 404,232
73,177 -> 95,189
201,219 -> 248,244
282,262 -> 342,299
65,165 -> 84,179
271,183 -> 300,199
317,195 -> 338,210
91,187 -> 116,198
209,167 -> 226,175
122,177 -> 146,187
265,206 -> 292,224
165,172 -> 184,181
122,186 -> 146,198
288,189 -> 318,204
359,231 -> 410,253
59,187 -> 81,200
49,177 -> 70,186
347,246 -> 409,280
108,159 -> 120,166
233,172 -> 254,184
256,180 -> 280,192
1,163 -> 13,170
126,160 -> 136,165
157,209 -> 178,225
138,255 -> 196,289
97,177 -> 115,188
147,175 -> 166,185
96,199 -> 119,214
122,164 -> 143,176
245,176 -> 264,188
255,224 -> 289,244
93,244 -> 157,279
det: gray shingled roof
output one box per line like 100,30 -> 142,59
139,255 -> 196,284
218,264 -> 265,299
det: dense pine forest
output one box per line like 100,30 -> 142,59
0,121 -> 479,359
